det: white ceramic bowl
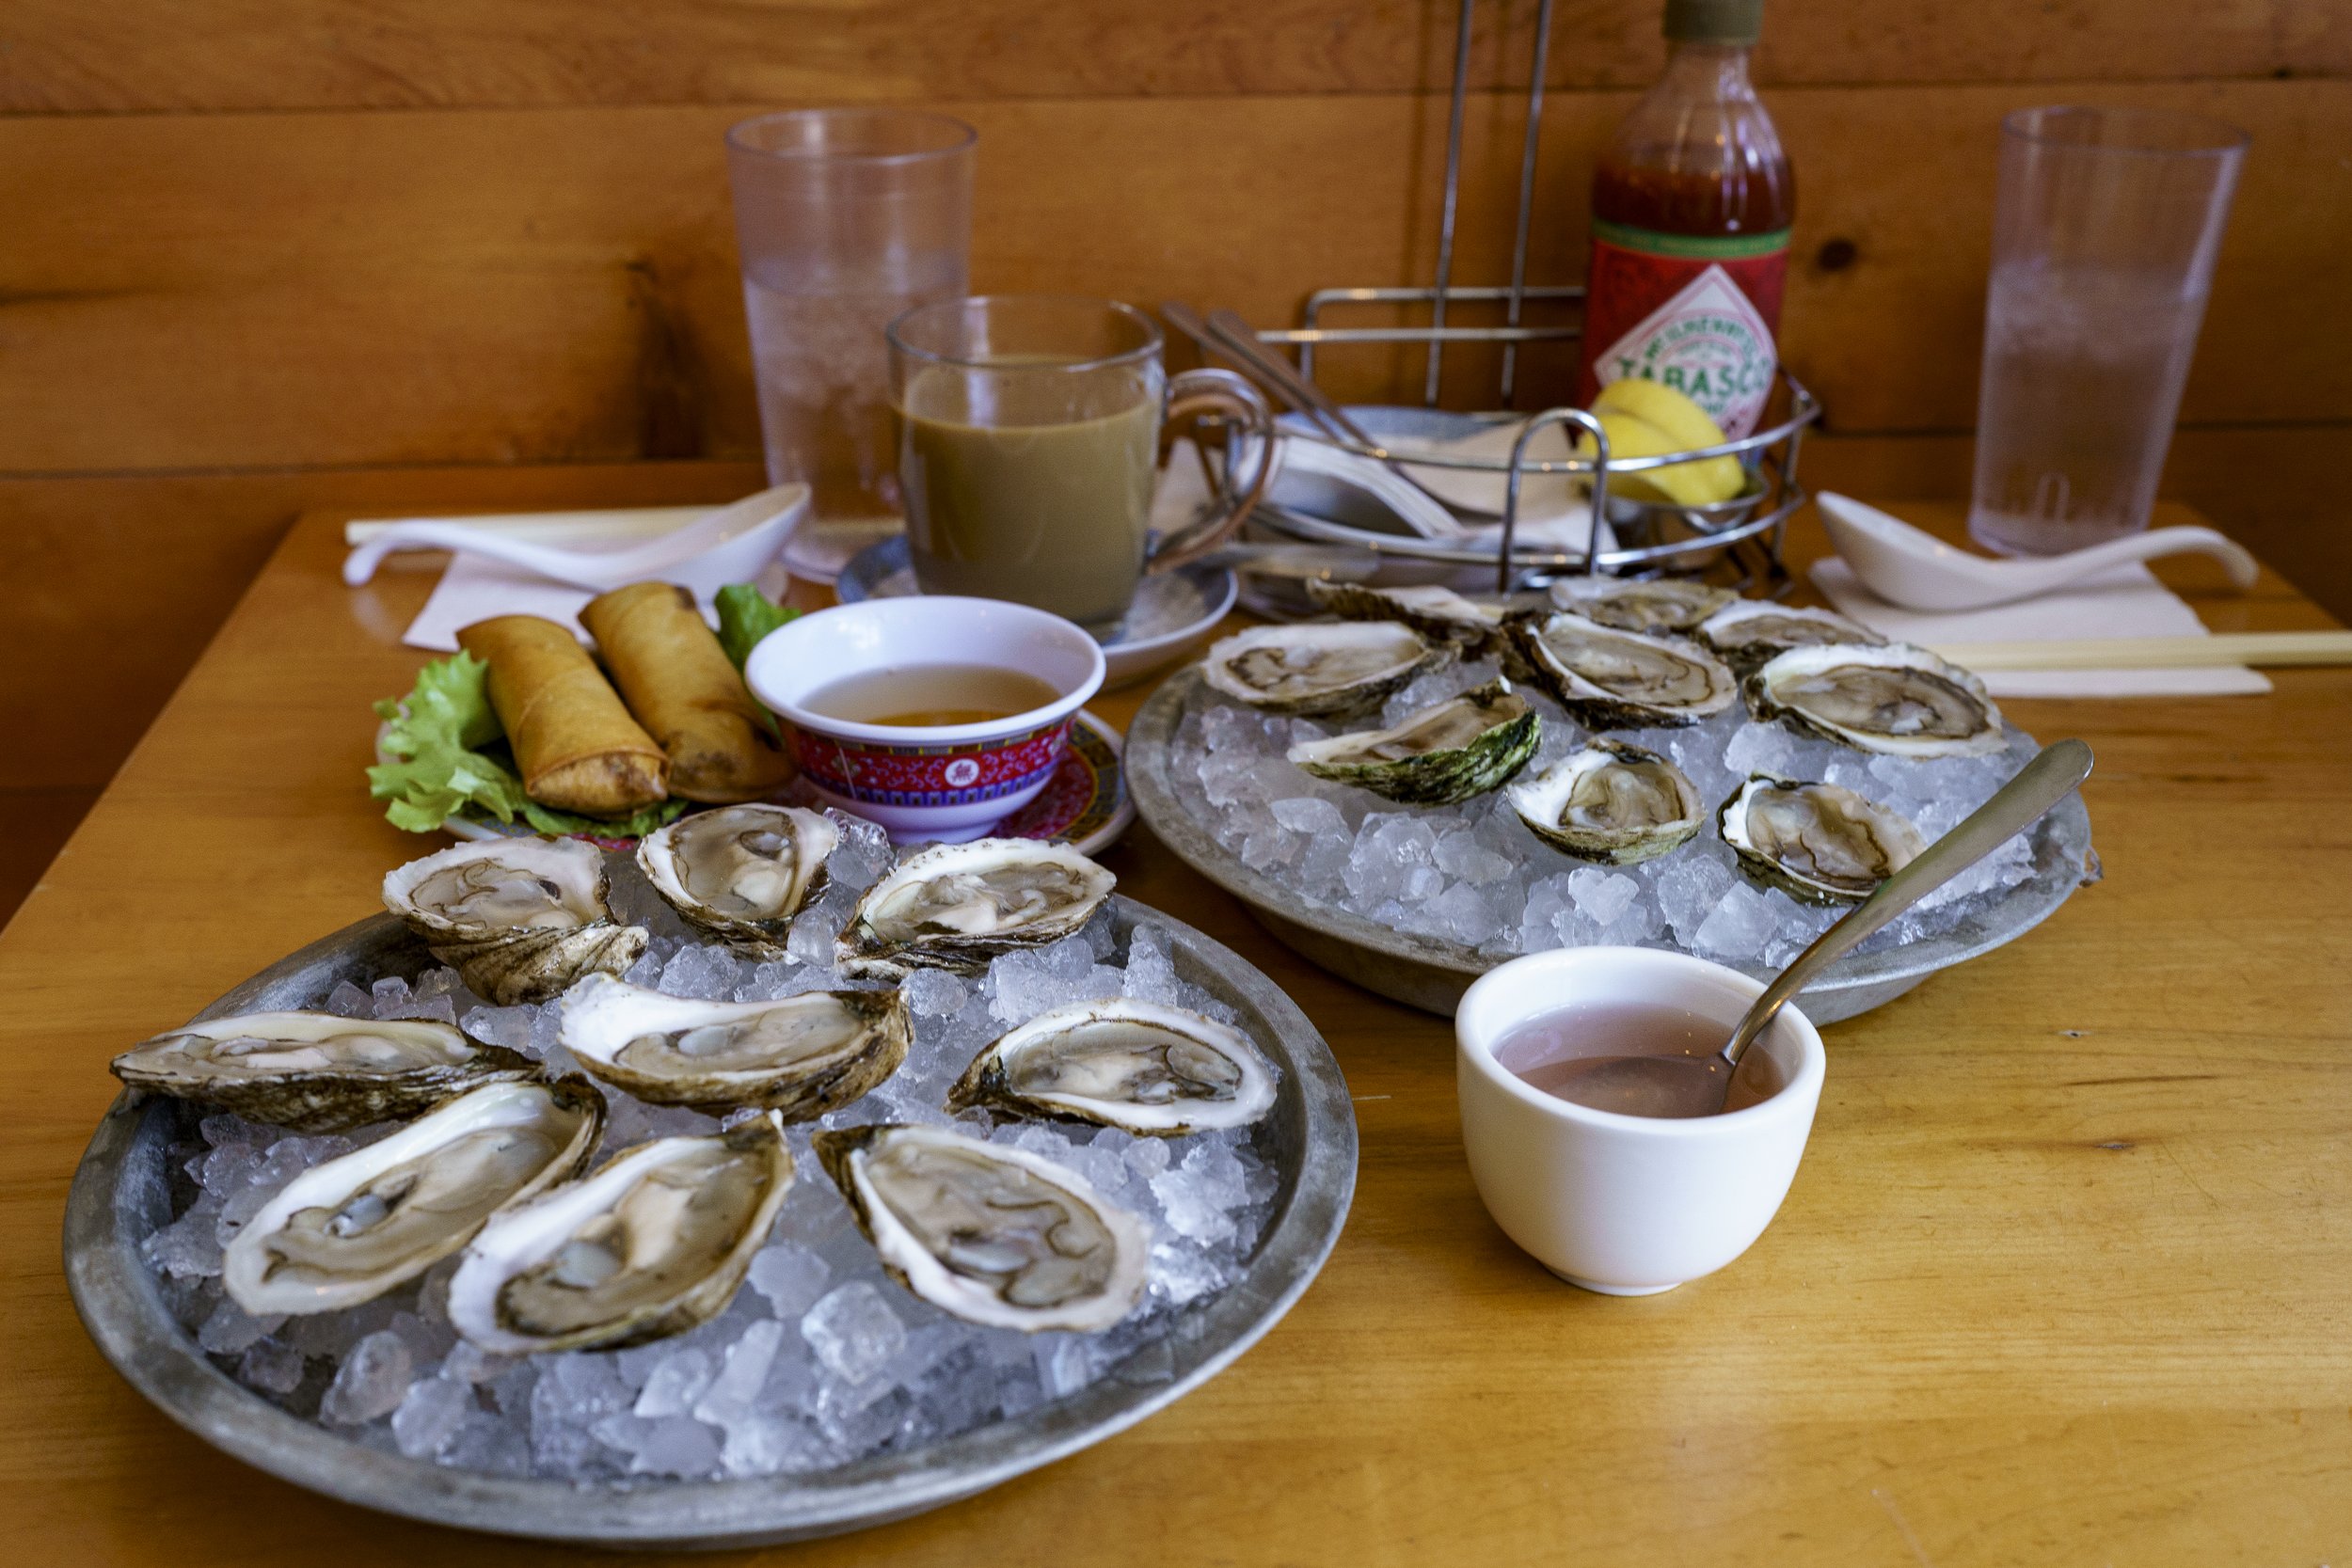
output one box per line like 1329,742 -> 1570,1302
743,596 -> 1106,842
1454,946 -> 1825,1295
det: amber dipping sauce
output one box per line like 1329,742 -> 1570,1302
802,664 -> 1062,728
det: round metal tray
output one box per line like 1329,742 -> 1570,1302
63,900 -> 1357,1548
1129,670 -> 2096,1022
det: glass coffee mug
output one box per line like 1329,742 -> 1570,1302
886,295 -> 1275,633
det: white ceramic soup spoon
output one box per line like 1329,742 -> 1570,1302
1817,492 -> 2256,612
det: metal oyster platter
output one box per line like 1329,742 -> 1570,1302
63,900 -> 1356,1549
1128,669 -> 2095,1022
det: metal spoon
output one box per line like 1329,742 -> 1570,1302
1565,738 -> 2096,1118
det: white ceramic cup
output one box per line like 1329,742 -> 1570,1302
1454,946 -> 1826,1295
743,595 -> 1106,842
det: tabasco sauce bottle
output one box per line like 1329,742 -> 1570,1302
1575,0 -> 1793,437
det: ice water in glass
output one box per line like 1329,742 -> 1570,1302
1965,106 -> 2245,558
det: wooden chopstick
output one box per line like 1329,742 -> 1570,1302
1927,631 -> 2352,670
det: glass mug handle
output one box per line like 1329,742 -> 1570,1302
1146,368 -> 1278,572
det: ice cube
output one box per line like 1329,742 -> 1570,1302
391,1375 -> 474,1459
748,1242 -> 833,1320
238,1338 -> 306,1395
902,968 -> 968,1019
1271,797 -> 1346,837
800,1282 -> 907,1385
197,1297 -> 285,1355
1435,832 -> 1515,884
1692,882 -> 1781,959
320,1330 -> 414,1425
632,1347 -> 716,1418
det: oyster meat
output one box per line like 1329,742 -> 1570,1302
1547,575 -> 1733,635
637,804 -> 839,957
1745,642 -> 2005,758
448,1113 -> 794,1354
1286,677 -> 1539,805
558,974 -> 909,1117
815,1123 -> 1150,1332
1720,774 -> 1927,905
383,837 -> 647,1006
839,838 -> 1116,975
1507,610 -> 1738,728
948,997 -> 1279,1135
223,1076 -> 605,1315
1201,621 -> 1448,718
110,1011 -> 535,1132
1697,599 -> 1887,672
1507,739 -> 1703,865
1305,579 -> 1508,656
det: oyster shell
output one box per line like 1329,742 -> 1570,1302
110,1011 -> 535,1132
1286,677 -> 1539,805
947,997 -> 1279,1135
1200,621 -> 1449,718
1745,642 -> 2005,758
1305,579 -> 1507,655
1547,576 -> 1733,635
636,804 -> 838,957
814,1123 -> 1150,1332
1720,774 -> 1927,905
222,1076 -> 605,1315
839,839 -> 1116,975
558,974 -> 909,1117
1697,600 -> 1887,672
383,838 -> 646,1006
1506,610 -> 1739,728
1507,739 -> 1703,864
448,1113 -> 794,1354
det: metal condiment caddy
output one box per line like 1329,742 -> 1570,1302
1185,0 -> 1819,598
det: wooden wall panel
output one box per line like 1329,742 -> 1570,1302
2,80 -> 2345,478
1,0 -> 2343,112
0,461 -> 761,792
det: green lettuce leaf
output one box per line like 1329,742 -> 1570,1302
716,582 -> 799,673
369,651 -> 685,840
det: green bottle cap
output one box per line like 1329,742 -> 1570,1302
1664,0 -> 1764,44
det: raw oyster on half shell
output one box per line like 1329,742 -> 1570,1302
839,839 -> 1116,975
222,1076 -> 605,1315
1286,677 -> 1539,805
1547,575 -> 1733,635
1720,774 -> 1928,905
948,997 -> 1279,1135
558,974 -> 909,1117
636,804 -> 838,957
1745,642 -> 2005,758
383,837 -> 646,1006
1201,621 -> 1449,718
110,1011 -> 535,1133
1507,610 -> 1738,728
1696,599 -> 1887,672
1305,579 -> 1508,656
448,1113 -> 794,1354
1506,739 -> 1704,865
815,1123 -> 1150,1333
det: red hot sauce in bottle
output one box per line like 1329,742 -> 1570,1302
1575,0 -> 1794,438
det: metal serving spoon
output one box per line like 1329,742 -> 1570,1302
1566,738 -> 2096,1118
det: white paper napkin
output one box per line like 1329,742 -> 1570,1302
1809,557 -> 2271,698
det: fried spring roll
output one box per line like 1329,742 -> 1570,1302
456,615 -> 670,816
580,582 -> 792,803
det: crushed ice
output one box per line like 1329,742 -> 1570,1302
1171,656 -> 2047,971
142,824 -> 1278,1483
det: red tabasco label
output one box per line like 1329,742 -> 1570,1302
1576,221 -> 1790,438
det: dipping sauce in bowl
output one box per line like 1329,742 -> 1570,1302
802,666 -> 1063,729
1494,1000 -> 1788,1119
744,596 -> 1106,843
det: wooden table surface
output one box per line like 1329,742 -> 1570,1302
9,499 -> 2348,1565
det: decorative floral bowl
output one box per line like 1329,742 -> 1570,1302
744,596 -> 1106,841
